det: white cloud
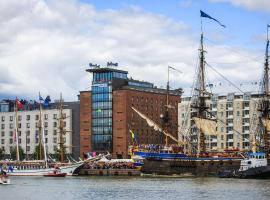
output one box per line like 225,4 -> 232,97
0,0 -> 265,101
209,0 -> 270,12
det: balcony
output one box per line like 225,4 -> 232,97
227,130 -> 233,134
227,115 -> 233,119
228,139 -> 234,143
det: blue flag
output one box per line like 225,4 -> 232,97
39,93 -> 44,101
200,10 -> 226,28
44,95 -> 51,108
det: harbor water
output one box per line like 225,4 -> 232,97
1,176 -> 270,200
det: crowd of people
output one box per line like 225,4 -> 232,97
83,161 -> 134,170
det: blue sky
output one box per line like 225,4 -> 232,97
80,0 -> 269,50
0,0 -> 269,100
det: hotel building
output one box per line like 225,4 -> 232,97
80,65 -> 182,158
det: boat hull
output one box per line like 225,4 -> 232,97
6,162 -> 84,176
141,157 -> 242,176
238,165 -> 270,179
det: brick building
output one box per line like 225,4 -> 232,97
79,66 -> 182,158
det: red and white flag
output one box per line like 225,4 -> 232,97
15,97 -> 23,110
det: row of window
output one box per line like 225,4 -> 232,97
0,137 -> 66,145
92,109 -> 112,118
0,113 -> 66,122
92,118 -> 112,127
92,102 -> 112,110
0,121 -> 66,130
92,126 -> 112,135
92,93 -> 112,102
92,85 -> 112,94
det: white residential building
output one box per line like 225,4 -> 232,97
0,109 -> 72,155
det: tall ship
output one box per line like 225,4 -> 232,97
131,12 -> 270,176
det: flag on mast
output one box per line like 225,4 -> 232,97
15,97 -> 23,110
200,10 -> 226,28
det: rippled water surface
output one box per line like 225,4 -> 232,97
1,176 -> 270,200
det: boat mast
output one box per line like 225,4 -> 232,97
197,32 -> 207,156
59,93 -> 65,163
14,101 -> 20,161
38,93 -> 48,167
261,25 -> 270,157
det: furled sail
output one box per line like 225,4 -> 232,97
262,118 -> 270,132
193,117 -> 217,135
131,107 -> 178,143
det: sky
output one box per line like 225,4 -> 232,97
0,0 -> 269,101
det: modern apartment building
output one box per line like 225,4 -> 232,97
0,100 -> 80,158
80,65 -> 182,158
178,92 -> 269,151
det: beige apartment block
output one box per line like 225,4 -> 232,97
178,93 -> 266,152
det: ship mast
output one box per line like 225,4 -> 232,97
260,25 -> 270,157
14,101 -> 20,161
197,32 -> 207,156
58,93 -> 65,163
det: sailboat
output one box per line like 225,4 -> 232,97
235,25 -> 270,179
1,94 -> 101,176
131,11 -> 243,176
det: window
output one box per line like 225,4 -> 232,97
221,135 -> 224,140
9,131 -> 13,137
10,116 -> 13,121
18,131 -> 21,136
35,138 -> 39,144
44,114 -> 48,120
1,132 -> 4,137
26,115 -> 30,120
63,121 -> 66,127
1,124 -> 5,129
27,138 -> 30,144
53,114 -> 57,119
1,116 -> 4,122
45,138 -> 48,143
26,131 -> 30,136
18,123 -> 21,128
18,115 -> 22,121
35,115 -> 39,120
9,123 -> 13,129
53,130 -> 57,135
53,122 -> 57,127
9,139 -> 13,144
44,122 -> 48,127
18,138 -> 21,144
26,123 -> 30,128
1,139 -> 4,144
53,138 -> 57,143
44,130 -> 48,135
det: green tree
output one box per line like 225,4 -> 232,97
10,146 -> 25,161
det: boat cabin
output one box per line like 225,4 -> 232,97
239,152 -> 267,172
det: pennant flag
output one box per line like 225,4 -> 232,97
15,97 -> 23,110
268,24 -> 270,28
129,130 -> 137,140
200,10 -> 226,28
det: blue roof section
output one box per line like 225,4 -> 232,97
246,152 -> 265,156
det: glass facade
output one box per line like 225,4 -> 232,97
91,69 -> 127,152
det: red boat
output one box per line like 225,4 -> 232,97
43,168 -> 67,177
43,173 -> 67,177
